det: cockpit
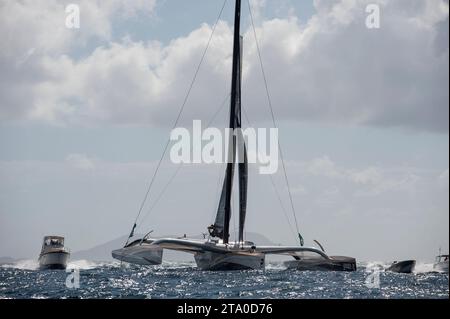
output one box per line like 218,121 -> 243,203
43,237 -> 64,248
124,238 -> 153,248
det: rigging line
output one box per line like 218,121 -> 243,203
139,93 -> 230,231
208,93 -> 231,128
210,162 -> 224,225
137,164 -> 184,232
126,0 -> 229,241
200,92 -> 230,227
247,0 -> 302,243
207,94 -> 230,225
241,106 -> 297,244
232,186 -> 236,242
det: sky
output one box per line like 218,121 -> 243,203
0,0 -> 448,262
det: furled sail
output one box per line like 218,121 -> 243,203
209,1 -> 246,244
237,132 -> 248,244
209,156 -> 235,239
236,36 -> 248,244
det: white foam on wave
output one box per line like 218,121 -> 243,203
67,259 -> 118,270
1,259 -> 118,271
364,261 -> 388,271
265,262 -> 286,271
363,261 -> 439,274
160,260 -> 196,269
413,262 -> 435,274
3,259 -> 442,274
1,259 -> 39,270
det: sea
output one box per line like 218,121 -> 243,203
0,260 -> 448,299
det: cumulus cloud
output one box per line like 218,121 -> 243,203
0,0 -> 156,57
0,0 -> 157,123
0,0 -> 448,132
65,153 -> 96,170
306,156 -> 343,178
349,167 -> 382,185
287,156 -> 425,197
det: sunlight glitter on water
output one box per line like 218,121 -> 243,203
0,260 -> 448,299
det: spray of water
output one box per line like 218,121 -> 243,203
1,259 -> 118,271
1,259 -> 39,271
413,262 -> 435,274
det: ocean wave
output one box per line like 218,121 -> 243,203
364,261 -> 389,271
1,259 -> 118,271
413,262 -> 435,274
1,259 -> 39,271
1,261 -> 447,298
67,260 -> 117,270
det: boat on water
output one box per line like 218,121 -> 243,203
151,238 -> 265,271
112,237 -> 163,266
282,240 -> 356,271
386,260 -> 416,274
150,0 -> 357,272
283,253 -> 356,272
38,236 -> 70,270
433,254 -> 449,273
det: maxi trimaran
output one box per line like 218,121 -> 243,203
111,0 -> 356,271
148,0 -> 357,271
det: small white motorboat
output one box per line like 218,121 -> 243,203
38,236 -> 70,270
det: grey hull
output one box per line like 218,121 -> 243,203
284,256 -> 357,272
194,251 -> 265,271
38,251 -> 70,270
112,244 -> 163,265
386,260 -> 416,274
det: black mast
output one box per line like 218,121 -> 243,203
237,36 -> 247,244
223,0 -> 242,244
208,0 -> 247,245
